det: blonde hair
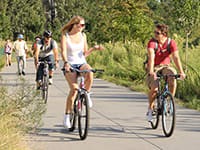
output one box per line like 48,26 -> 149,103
61,16 -> 84,34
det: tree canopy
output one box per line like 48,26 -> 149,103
0,0 -> 200,46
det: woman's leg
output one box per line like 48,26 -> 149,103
5,54 -> 9,66
8,54 -> 12,66
80,64 -> 93,92
64,72 -> 78,114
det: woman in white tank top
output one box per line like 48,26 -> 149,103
61,16 -> 104,129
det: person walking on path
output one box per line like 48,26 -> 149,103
60,15 -> 104,128
4,39 -> 13,66
13,34 -> 28,76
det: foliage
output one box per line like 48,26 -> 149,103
0,0 -> 154,43
87,40 -> 200,110
147,0 -> 200,45
87,41 -> 147,90
1,0 -> 200,45
0,0 -> 200,111
0,0 -> 46,40
0,80 -> 46,149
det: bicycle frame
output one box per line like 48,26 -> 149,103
38,60 -> 50,103
156,76 -> 169,113
63,67 -> 104,140
151,73 -> 179,137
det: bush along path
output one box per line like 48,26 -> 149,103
0,58 -> 46,150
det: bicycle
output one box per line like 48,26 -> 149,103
38,60 -> 50,104
150,73 -> 180,137
62,67 -> 104,140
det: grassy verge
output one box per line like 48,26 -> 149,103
88,39 -> 200,111
0,79 -> 46,150
0,40 -> 46,150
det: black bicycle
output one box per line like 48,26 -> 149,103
38,60 -> 50,104
62,67 -> 104,140
150,73 -> 180,137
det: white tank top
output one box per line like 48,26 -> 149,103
66,33 -> 86,65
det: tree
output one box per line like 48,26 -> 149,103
4,0 -> 46,40
169,0 -> 200,70
0,0 -> 11,39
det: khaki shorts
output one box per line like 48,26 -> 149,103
146,65 -> 177,89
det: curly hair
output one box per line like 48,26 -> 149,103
156,24 -> 169,36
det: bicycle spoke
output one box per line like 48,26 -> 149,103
42,76 -> 48,103
150,98 -> 160,129
78,94 -> 89,140
162,92 -> 175,137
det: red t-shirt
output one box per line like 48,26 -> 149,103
147,38 -> 177,66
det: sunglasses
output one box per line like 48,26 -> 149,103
154,31 -> 162,35
76,23 -> 85,27
44,36 -> 51,40
80,24 -> 85,27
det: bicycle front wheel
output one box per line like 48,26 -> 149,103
78,93 -> 89,140
150,97 -> 160,129
42,76 -> 49,103
162,92 -> 175,137
69,98 -> 78,132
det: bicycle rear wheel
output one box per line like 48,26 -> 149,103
162,92 -> 175,137
78,93 -> 89,140
42,75 -> 49,103
150,98 -> 160,129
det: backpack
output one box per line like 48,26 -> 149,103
143,38 -> 171,72
40,38 -> 54,53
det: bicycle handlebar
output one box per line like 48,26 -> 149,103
38,60 -> 52,64
61,67 -> 104,73
157,73 -> 180,79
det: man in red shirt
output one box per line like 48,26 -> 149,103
146,24 -> 186,122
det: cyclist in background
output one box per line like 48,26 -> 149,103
35,30 -> 59,89
146,24 -> 186,122
31,36 -> 41,69
60,15 -> 103,128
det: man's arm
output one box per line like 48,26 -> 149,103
53,40 -> 59,62
171,51 -> 186,79
34,45 -> 40,66
148,48 -> 155,75
53,41 -> 59,68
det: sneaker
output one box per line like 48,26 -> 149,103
18,72 -> 21,76
49,78 -> 53,85
87,92 -> 93,108
22,71 -> 26,76
36,80 -> 42,90
147,109 -> 153,122
63,114 -> 71,128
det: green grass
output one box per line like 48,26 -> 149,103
0,80 -> 46,150
88,38 -> 200,111
0,40 -> 46,150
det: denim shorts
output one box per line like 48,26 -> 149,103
62,63 -> 85,76
70,64 -> 85,70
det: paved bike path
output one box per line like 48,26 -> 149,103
0,58 -> 200,150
